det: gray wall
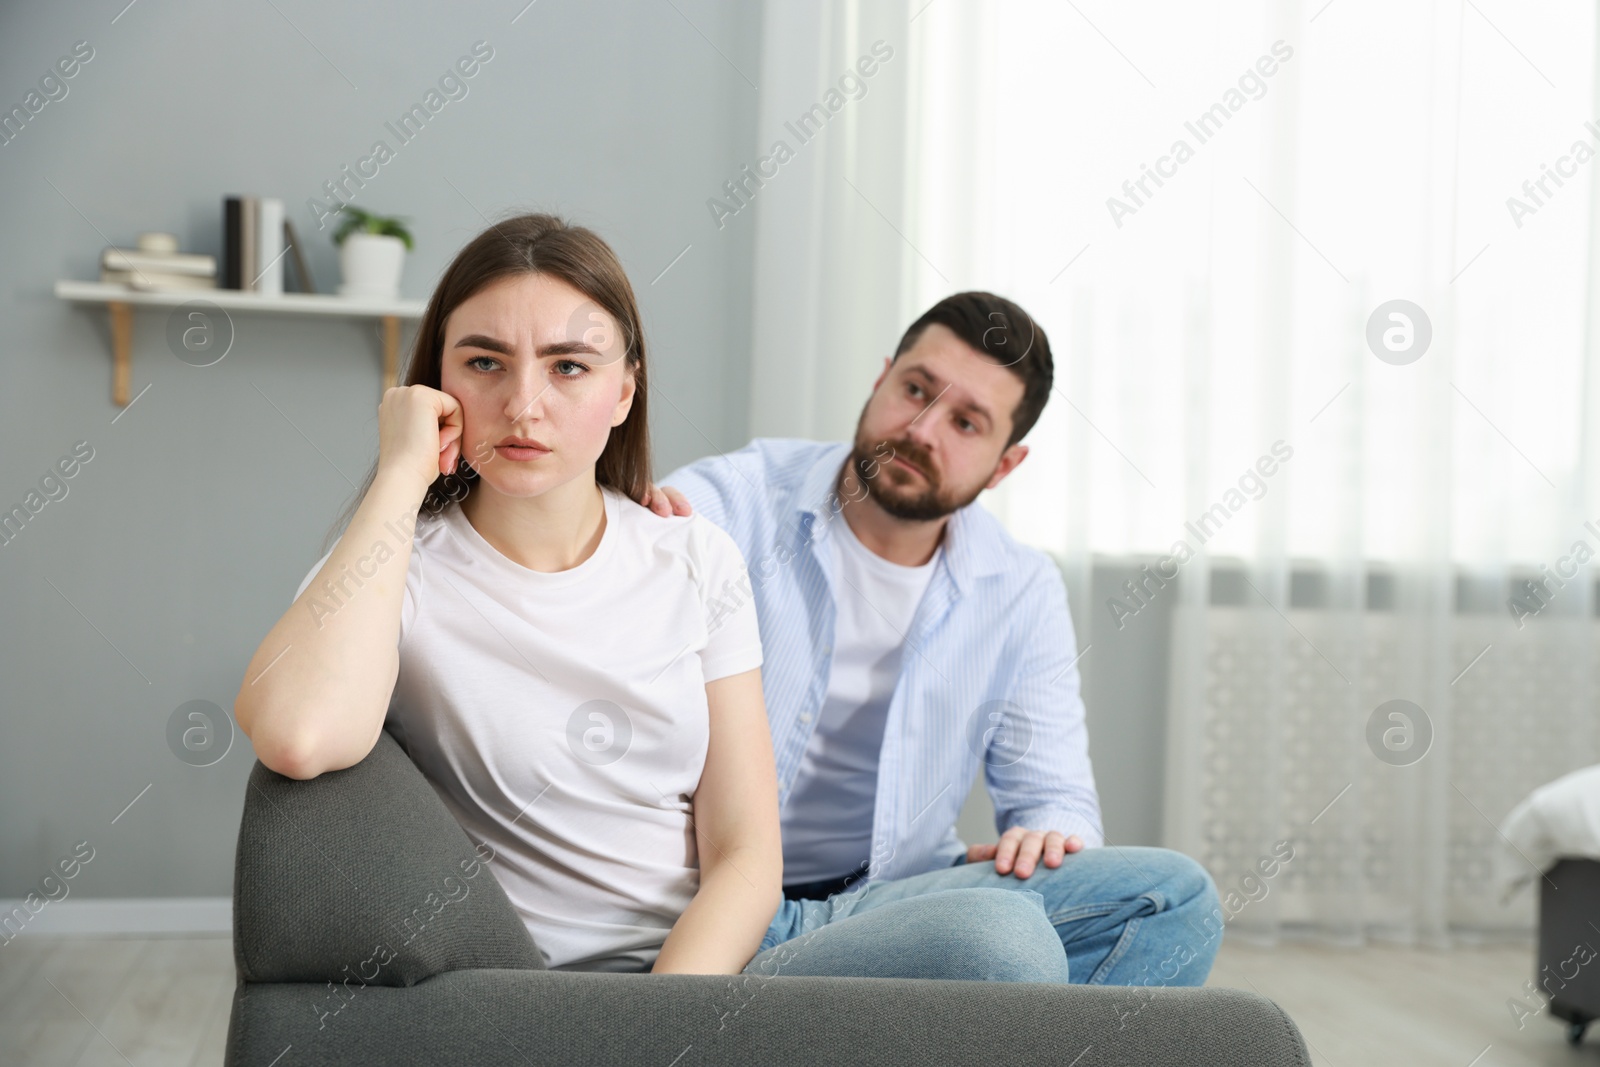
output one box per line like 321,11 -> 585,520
0,1 -> 762,901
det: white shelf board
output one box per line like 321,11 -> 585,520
54,279 -> 426,319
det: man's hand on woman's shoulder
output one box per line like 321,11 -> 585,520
642,484 -> 694,517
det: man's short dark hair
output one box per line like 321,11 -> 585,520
891,291 -> 1052,448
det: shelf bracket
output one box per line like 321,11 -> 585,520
109,300 -> 133,406
383,315 -> 400,391
56,280 -> 425,407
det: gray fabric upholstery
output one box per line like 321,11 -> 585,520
232,728 -> 545,986
227,726 -> 1311,1066
229,971 -> 1309,1067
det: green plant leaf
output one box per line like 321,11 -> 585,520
330,206 -> 411,250
331,206 -> 373,246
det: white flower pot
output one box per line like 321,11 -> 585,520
337,232 -> 406,299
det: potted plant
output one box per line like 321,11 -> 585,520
332,207 -> 414,299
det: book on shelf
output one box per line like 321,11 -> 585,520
101,248 -> 216,276
241,197 -> 256,291
97,233 -> 218,292
223,198 -> 241,289
98,268 -> 218,291
283,219 -> 316,294
257,198 -> 284,296
223,195 -> 293,294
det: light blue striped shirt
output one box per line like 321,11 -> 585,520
660,438 -> 1104,884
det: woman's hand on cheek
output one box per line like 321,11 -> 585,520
433,388 -> 465,476
377,385 -> 465,493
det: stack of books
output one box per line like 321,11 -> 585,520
100,233 -> 217,291
94,199 -> 318,296
224,195 -> 315,295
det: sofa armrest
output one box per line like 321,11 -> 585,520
232,726 -> 545,986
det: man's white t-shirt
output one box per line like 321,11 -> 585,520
293,485 -> 764,972
778,509 -> 941,883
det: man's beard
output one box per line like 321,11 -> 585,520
849,431 -> 987,522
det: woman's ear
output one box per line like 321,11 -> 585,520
610,365 -> 637,428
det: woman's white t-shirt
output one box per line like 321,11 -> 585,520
293,485 -> 764,971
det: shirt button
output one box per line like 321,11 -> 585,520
799,713 -> 813,723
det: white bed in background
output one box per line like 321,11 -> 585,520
1498,763 -> 1600,899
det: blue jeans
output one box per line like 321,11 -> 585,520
743,845 -> 1222,986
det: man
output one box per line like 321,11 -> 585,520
647,291 -> 1223,986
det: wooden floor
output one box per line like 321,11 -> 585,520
0,937 -> 234,1067
1209,939 -> 1597,1066
0,933 -> 1589,1065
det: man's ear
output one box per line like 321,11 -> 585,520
870,355 -> 893,392
985,443 -> 1028,490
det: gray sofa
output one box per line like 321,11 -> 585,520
224,729 -> 1310,1066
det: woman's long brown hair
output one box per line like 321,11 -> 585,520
321,213 -> 651,554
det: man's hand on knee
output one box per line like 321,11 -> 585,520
967,827 -> 1084,878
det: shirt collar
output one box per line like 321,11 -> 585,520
795,442 -> 1007,597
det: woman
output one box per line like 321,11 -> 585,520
236,213 -> 1069,981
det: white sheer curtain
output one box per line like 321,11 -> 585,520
753,0 -> 1600,942
746,0 -> 918,443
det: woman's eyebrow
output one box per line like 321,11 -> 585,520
454,333 -> 514,355
452,334 -> 601,357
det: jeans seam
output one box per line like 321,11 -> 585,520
1069,890 -> 1165,986
1089,913 -> 1143,984
1046,888 -> 1165,927
1047,902 -> 1119,924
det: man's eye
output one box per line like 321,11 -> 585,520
907,382 -> 923,398
957,418 -> 975,432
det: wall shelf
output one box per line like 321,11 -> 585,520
54,280 -> 428,406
